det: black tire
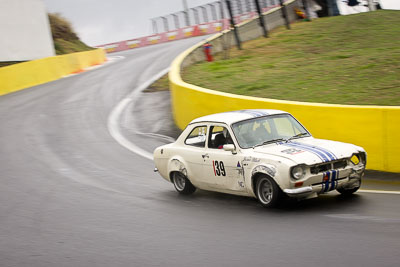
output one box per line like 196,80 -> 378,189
172,172 -> 196,195
337,180 -> 361,195
255,175 -> 282,208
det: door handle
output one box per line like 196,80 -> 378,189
202,154 -> 209,159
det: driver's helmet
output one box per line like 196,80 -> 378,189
223,127 -> 228,138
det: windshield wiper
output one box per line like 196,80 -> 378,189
287,132 -> 309,141
254,138 -> 285,148
252,134 -> 308,148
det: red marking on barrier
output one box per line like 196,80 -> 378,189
192,25 -> 201,37
72,69 -> 84,74
96,14 -> 254,53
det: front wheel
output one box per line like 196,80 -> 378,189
172,172 -> 196,195
337,180 -> 361,195
255,175 -> 282,208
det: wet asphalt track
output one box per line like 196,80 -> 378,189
1,37 -> 400,267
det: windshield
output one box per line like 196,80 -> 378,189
231,114 -> 310,148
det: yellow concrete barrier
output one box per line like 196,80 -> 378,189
0,48 -> 106,96
169,31 -> 400,173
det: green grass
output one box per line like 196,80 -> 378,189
53,38 -> 94,55
182,10 -> 400,106
145,73 -> 170,92
49,13 -> 94,55
0,61 -> 24,68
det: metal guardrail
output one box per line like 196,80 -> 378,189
96,1 -> 284,53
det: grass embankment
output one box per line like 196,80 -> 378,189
0,61 -> 21,68
49,13 -> 94,55
181,10 -> 400,106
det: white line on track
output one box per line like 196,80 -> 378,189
107,67 -> 171,161
359,189 -> 400,195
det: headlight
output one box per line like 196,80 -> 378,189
291,165 -> 305,180
350,154 -> 360,165
350,152 -> 367,166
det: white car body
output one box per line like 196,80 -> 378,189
153,110 -> 366,206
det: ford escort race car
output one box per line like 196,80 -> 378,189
153,109 -> 366,208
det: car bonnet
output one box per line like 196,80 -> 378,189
252,138 -> 361,165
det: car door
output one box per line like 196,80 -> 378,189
202,124 -> 246,192
181,125 -> 209,187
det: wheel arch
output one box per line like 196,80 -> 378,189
168,157 -> 188,183
250,164 -> 281,195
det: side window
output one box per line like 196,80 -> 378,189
185,126 -> 207,147
208,125 -> 233,149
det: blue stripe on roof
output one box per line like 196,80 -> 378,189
234,110 -> 269,118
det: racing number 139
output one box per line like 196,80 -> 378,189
212,160 -> 226,176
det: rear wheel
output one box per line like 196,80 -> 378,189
337,180 -> 361,195
255,175 -> 282,208
172,172 -> 196,195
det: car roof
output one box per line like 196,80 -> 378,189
189,109 -> 289,125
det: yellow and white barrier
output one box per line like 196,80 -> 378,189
169,25 -> 400,173
0,48 -> 106,96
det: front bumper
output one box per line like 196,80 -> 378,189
284,164 -> 364,197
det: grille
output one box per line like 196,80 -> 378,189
310,163 -> 331,174
310,159 -> 347,174
333,160 -> 347,170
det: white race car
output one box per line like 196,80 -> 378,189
153,110 -> 366,208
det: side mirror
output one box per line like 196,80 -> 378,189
223,144 -> 236,154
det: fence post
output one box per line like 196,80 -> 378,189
327,0 -> 340,16
254,0 -> 268,37
301,0 -> 310,20
246,0 -> 252,12
193,8 -> 200,25
225,0 -> 242,50
237,0 -> 243,14
152,19 -> 158,34
173,13 -> 180,29
219,0 -> 229,59
279,0 -> 290,29
367,0 -> 376,11
209,3 -> 217,21
200,6 -> 209,22
161,16 -> 169,32
182,0 -> 190,26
